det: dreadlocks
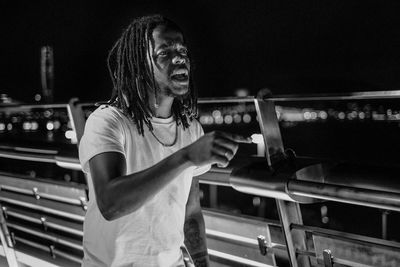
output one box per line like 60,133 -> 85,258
107,14 -> 197,135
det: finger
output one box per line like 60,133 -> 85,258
212,145 -> 234,161
218,132 -> 252,144
212,154 -> 229,167
213,137 -> 239,153
216,162 -> 229,168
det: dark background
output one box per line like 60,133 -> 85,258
2,0 -> 400,103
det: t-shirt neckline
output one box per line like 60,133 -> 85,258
150,115 -> 175,124
107,105 -> 175,125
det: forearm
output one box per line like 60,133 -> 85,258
184,211 -> 209,267
98,149 -> 193,220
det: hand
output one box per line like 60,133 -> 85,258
184,131 -> 252,168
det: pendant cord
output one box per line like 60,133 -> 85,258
150,121 -> 178,147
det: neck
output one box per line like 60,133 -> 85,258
149,93 -> 174,119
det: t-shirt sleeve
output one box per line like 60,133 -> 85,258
79,108 -> 125,174
191,120 -> 212,177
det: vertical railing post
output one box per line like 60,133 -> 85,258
254,98 -> 311,267
0,205 -> 19,266
67,98 -> 86,146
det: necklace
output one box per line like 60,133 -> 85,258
150,121 -> 178,147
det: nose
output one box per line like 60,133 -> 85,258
172,54 -> 186,65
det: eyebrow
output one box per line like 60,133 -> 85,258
156,42 -> 187,50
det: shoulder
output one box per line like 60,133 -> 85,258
187,118 -> 204,135
88,105 -> 124,123
185,118 -> 205,143
79,105 -> 127,173
85,105 -> 127,130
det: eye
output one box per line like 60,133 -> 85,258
179,48 -> 188,56
157,50 -> 168,57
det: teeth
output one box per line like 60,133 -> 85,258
172,69 -> 188,76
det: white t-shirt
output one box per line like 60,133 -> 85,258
79,105 -> 209,267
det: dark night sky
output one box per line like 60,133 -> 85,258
2,0 -> 400,103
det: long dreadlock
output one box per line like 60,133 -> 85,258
106,14 -> 197,136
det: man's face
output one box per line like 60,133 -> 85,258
149,25 -> 190,97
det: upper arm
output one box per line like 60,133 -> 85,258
89,152 -> 126,209
79,107 -> 126,212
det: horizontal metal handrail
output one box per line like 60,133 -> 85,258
0,103 -> 69,110
288,179 -> 400,212
0,151 -> 55,163
198,96 -> 255,104
5,207 -> 83,237
14,236 -> 82,264
0,195 -> 85,222
193,90 -> 400,105
81,90 -> 400,108
267,90 -> 400,101
229,175 -> 400,211
55,156 -> 82,171
208,249 -> 275,267
0,149 -> 82,171
291,224 -> 400,250
0,173 -> 87,205
8,222 -> 83,251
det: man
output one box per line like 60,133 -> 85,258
79,15 -> 250,267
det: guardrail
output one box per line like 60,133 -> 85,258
0,92 -> 400,266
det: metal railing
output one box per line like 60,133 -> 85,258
0,92 -> 400,266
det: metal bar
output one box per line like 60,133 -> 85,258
198,96 -> 255,104
291,223 -> 400,249
382,210 -> 388,240
0,103 -> 68,111
288,180 -> 400,212
0,151 -> 55,163
14,236 -> 82,265
0,174 -> 87,205
322,250 -> 333,267
254,99 -> 284,166
254,98 -> 310,267
7,222 -> 83,251
267,90 -> 400,101
276,200 -> 310,267
195,166 -> 231,187
206,228 -> 286,252
68,98 -> 87,145
0,196 -> 85,222
203,208 -> 282,228
0,205 -> 18,266
55,157 -> 82,171
1,185 -> 84,206
14,147 -> 58,155
78,90 -> 400,108
208,249 -> 275,267
5,209 -> 83,237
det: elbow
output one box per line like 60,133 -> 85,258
95,186 -> 125,221
96,191 -> 125,221
96,194 -> 143,221
97,199 -> 118,221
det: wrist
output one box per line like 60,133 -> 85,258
180,147 -> 195,168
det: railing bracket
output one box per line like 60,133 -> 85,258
257,235 -> 268,256
40,217 -> 48,231
80,197 -> 88,211
49,244 -> 56,259
2,206 -> 8,219
32,187 -> 40,200
323,249 -> 333,267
